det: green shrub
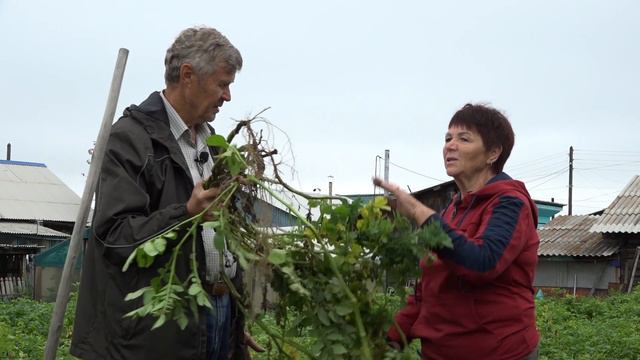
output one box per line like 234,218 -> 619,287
0,293 -> 77,359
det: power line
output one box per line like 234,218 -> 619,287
575,148 -> 640,155
523,166 -> 569,184
509,161 -> 568,179
576,160 -> 640,171
387,160 -> 447,182
507,152 -> 566,170
527,168 -> 569,190
573,191 -> 620,202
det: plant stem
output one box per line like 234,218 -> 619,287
262,176 -> 351,204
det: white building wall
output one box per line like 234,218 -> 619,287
534,259 -> 617,290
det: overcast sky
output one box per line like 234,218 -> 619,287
1,0 -> 638,216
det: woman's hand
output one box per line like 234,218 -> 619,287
373,177 -> 435,225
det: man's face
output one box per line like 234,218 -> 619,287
186,65 -> 235,125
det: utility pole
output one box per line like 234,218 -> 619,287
383,149 -> 390,196
6,143 -> 10,161
328,175 -> 334,196
568,146 -> 574,215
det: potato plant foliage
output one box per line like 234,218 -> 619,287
120,115 -> 452,359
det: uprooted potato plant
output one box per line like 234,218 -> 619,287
120,110 -> 452,359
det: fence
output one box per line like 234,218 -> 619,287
0,276 -> 25,298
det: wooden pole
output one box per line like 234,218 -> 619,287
627,246 -> 640,293
568,146 -> 573,215
383,149 -> 390,196
44,48 -> 129,359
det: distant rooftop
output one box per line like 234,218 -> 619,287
0,160 -> 81,222
0,221 -> 69,237
0,159 -> 46,167
538,215 -> 619,257
590,175 -> 640,233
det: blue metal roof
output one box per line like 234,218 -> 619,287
0,159 -> 46,167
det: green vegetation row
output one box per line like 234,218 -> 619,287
0,288 -> 638,359
536,288 -> 640,360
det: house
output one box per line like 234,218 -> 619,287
0,159 -> 80,298
535,215 -> 619,296
535,175 -> 640,295
0,160 -> 81,234
589,175 -> 640,291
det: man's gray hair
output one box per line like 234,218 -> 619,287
164,26 -> 243,85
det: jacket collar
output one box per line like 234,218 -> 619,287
453,172 -> 513,205
486,172 -> 512,185
124,91 -> 192,182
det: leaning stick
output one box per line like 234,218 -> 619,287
44,48 -> 129,360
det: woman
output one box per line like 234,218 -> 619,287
375,104 -> 540,360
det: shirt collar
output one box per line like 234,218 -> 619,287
159,90 -> 190,141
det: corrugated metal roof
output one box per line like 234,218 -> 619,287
0,243 -> 44,249
0,221 -> 69,237
0,162 -> 80,222
538,215 -> 619,257
589,175 -> 640,233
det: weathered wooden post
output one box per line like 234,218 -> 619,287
44,48 -> 129,360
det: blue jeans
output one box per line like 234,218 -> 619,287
206,293 -> 231,360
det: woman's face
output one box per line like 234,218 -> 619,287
443,125 -> 495,180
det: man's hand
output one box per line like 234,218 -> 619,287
373,177 -> 435,225
186,181 -> 221,218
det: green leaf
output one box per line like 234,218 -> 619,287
317,308 -> 330,326
202,221 -> 220,230
335,302 -> 353,316
213,232 -> 225,252
268,249 -> 287,265
176,313 -> 189,330
332,344 -> 348,355
328,310 -> 340,323
197,292 -> 212,309
151,314 -> 166,330
143,287 -> 155,305
124,308 -> 143,318
311,342 -> 324,355
153,237 -> 167,254
188,283 -> 202,296
136,248 -> 154,268
171,284 -> 185,293
206,134 -> 229,149
164,231 -> 177,240
124,287 -> 151,301
289,283 -> 310,297
143,241 -> 159,257
373,196 -> 389,209
226,157 -> 243,176
123,249 -> 137,272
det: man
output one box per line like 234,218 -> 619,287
71,26 -> 262,359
